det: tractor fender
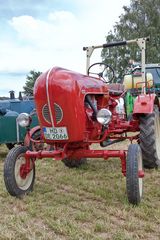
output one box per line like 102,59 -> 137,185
133,94 -> 160,115
24,126 -> 41,147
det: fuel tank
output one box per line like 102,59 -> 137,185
34,67 -> 108,143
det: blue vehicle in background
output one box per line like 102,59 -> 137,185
0,91 -> 38,150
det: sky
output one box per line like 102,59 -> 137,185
0,0 -> 130,97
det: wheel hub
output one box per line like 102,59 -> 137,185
20,164 -> 31,179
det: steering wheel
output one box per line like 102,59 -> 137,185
87,62 -> 115,83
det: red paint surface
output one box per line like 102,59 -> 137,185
133,93 -> 156,114
34,67 -> 109,143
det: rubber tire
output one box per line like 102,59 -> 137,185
62,158 -> 87,168
126,144 -> 143,205
139,106 -> 160,169
4,146 -> 35,197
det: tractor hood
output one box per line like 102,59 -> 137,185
34,67 -> 108,142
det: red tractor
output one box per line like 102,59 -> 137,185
4,37 -> 160,205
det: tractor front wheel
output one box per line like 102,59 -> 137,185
126,144 -> 143,205
4,146 -> 35,197
62,158 -> 87,168
139,106 -> 160,168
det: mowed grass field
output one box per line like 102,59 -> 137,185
0,143 -> 160,240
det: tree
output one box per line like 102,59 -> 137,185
23,70 -> 42,95
102,0 -> 160,79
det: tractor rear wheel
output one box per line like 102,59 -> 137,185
139,106 -> 160,169
126,144 -> 143,205
62,158 -> 87,168
4,146 -> 35,197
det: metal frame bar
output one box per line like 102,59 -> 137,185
83,37 -> 149,93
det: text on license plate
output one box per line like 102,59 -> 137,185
43,127 -> 68,140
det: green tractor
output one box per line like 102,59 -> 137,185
124,63 -> 160,119
122,62 -> 160,169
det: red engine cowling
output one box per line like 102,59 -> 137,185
34,67 -> 109,143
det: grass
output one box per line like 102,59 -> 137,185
0,143 -> 160,240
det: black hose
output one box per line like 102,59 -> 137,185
100,138 -> 124,147
85,95 -> 97,118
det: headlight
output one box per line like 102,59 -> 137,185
96,109 -> 112,125
17,113 -> 32,127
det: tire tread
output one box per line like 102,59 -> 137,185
139,106 -> 160,168
4,146 -> 35,197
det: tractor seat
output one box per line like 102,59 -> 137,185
108,83 -> 125,96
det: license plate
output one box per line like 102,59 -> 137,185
43,127 -> 68,140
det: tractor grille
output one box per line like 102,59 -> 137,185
54,103 -> 63,124
42,104 -> 51,123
